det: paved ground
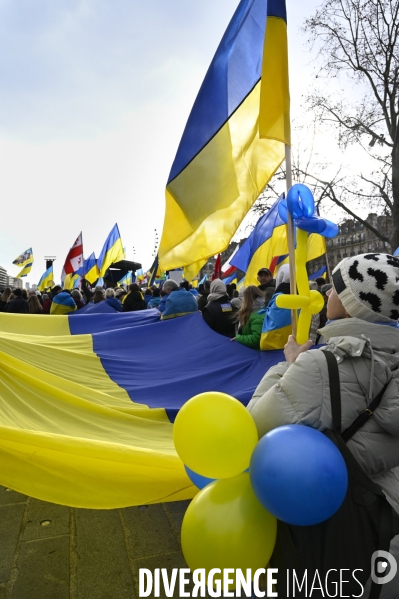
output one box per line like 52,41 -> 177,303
0,485 -> 198,599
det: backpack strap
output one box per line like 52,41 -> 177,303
323,350 -> 342,434
323,350 -> 391,442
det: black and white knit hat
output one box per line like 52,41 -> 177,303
332,253 -> 399,323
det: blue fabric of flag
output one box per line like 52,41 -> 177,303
231,195 -> 285,272
90,312 -> 284,421
168,0 -> 267,183
223,271 -> 238,285
267,0 -> 287,20
310,265 -> 327,279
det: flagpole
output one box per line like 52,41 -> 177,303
285,144 -> 298,338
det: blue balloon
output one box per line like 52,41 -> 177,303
184,465 -> 216,490
286,184 -> 315,219
249,425 -> 348,526
296,216 -> 327,234
322,220 -> 339,239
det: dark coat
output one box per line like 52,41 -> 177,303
5,297 -> 29,314
202,295 -> 236,338
122,291 -> 147,312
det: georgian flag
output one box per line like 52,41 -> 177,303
61,233 -> 83,281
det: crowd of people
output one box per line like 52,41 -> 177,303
0,268 -> 331,351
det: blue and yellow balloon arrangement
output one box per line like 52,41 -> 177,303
173,186 -> 346,592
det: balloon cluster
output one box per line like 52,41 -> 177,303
276,184 -> 339,344
174,392 -> 348,592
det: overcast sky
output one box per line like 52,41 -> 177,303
0,0 -> 334,284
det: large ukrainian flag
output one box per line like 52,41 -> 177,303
159,0 -> 289,273
0,311 -> 284,508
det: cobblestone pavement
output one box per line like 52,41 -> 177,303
0,485 -> 200,599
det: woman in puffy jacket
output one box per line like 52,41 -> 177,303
247,253 -> 399,599
230,286 -> 265,349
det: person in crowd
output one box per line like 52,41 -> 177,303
231,286 -> 266,349
197,280 -> 211,311
247,253 -> 399,596
81,279 -> 94,304
93,287 -> 106,304
157,280 -> 179,313
105,288 -> 123,311
161,283 -> 198,320
315,276 -> 327,291
202,279 -> 236,338
5,288 -> 29,313
189,287 -> 199,297
42,285 -> 62,314
231,286 -> 245,310
180,281 -> 190,291
226,284 -> 235,300
257,268 -> 276,307
122,283 -> 147,312
28,294 -> 43,314
0,287 -> 12,312
21,288 -> 28,301
71,289 -> 86,310
50,289 -> 77,315
143,288 -> 153,306
148,287 -> 161,309
260,264 -> 292,350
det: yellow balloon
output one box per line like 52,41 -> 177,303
173,392 -> 258,479
181,473 -> 277,591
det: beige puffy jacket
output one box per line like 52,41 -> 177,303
247,318 -> 399,598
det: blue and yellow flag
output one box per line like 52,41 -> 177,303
37,266 -> 54,291
15,262 -> 33,278
79,252 -> 100,285
97,225 -> 125,277
159,0 -> 286,273
118,271 -> 133,286
0,311 -> 286,508
13,247 -> 34,268
231,196 -> 327,286
259,0 -> 291,145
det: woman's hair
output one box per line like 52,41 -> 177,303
236,286 -> 265,326
71,289 -> 82,301
152,288 -> 161,297
21,289 -> 28,300
129,283 -> 141,292
0,287 -> 12,302
28,295 -> 43,314
105,288 -> 115,298
144,288 -> 152,296
93,287 -> 106,303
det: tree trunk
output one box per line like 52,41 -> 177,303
391,145 -> 399,251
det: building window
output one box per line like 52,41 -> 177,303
384,241 -> 389,247
343,253 -> 347,258
350,251 -> 355,256
368,243 -> 372,250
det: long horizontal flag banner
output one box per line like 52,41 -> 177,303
159,0 -> 286,273
13,248 -> 34,268
0,311 -> 285,508
231,195 -> 326,286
